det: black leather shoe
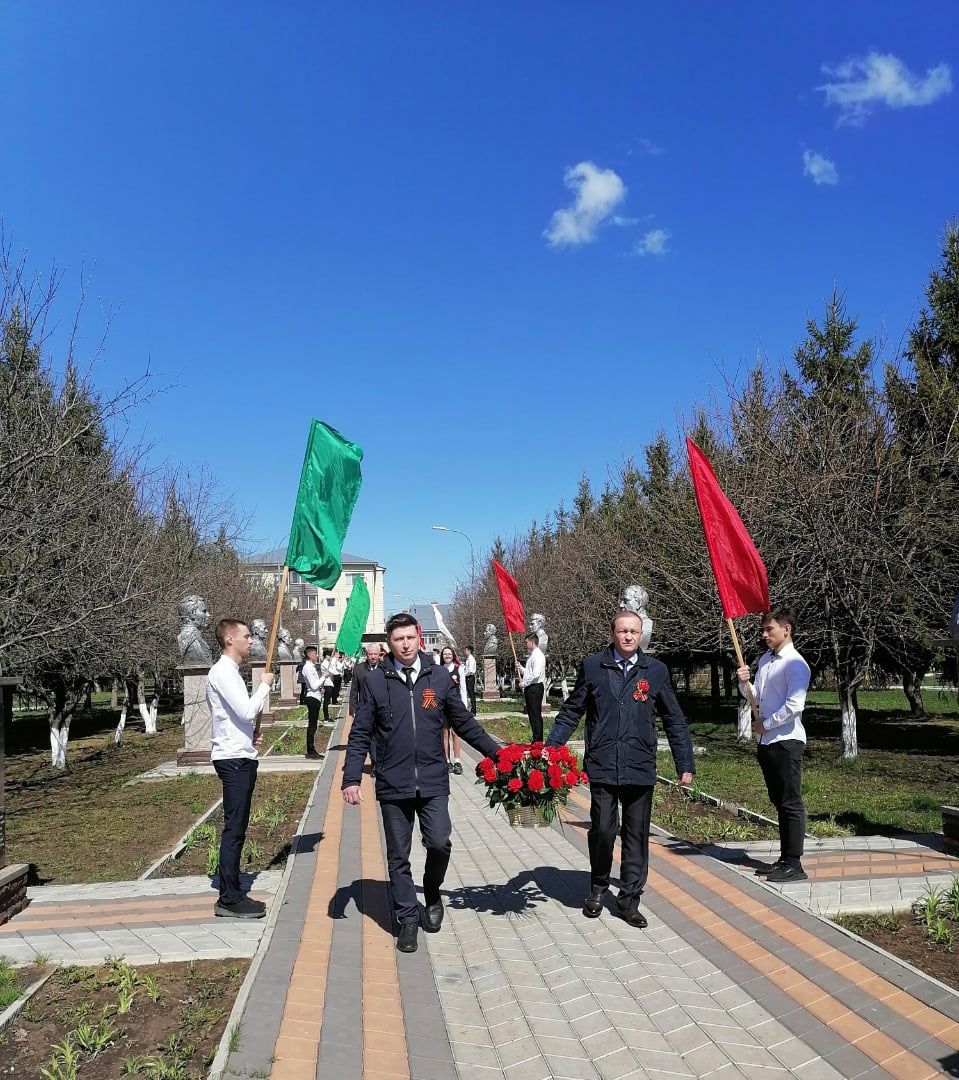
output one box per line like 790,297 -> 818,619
582,888 -> 605,918
452,762 -> 463,775
754,859 -> 785,876
423,898 -> 444,932
396,921 -> 419,952
765,863 -> 808,883
617,899 -> 648,928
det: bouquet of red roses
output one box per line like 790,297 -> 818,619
475,742 -> 588,825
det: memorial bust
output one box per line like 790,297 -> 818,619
618,584 -> 653,651
277,627 -> 294,662
292,638 -> 306,663
249,618 -> 269,661
177,595 -> 213,664
529,613 -> 548,652
483,623 -> 498,657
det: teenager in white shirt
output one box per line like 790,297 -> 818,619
206,618 -> 274,918
517,633 -> 546,742
320,647 -> 336,725
439,646 -> 468,774
463,645 -> 478,713
737,607 -> 811,883
300,645 -> 324,760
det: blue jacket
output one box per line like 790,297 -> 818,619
546,646 -> 694,786
342,651 -> 500,801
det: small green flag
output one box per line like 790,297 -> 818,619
335,575 -> 371,656
286,420 -> 364,588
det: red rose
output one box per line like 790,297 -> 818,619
549,775 -> 563,789
497,759 -> 513,774
507,778 -> 522,793
527,770 -> 545,792
530,742 -> 544,758
580,772 -> 589,784
565,770 -> 579,785
478,758 -> 494,773
481,767 -> 496,784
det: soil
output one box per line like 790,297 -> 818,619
0,958 -> 248,1078
835,913 -> 959,992
652,783 -> 780,845
158,771 -> 317,877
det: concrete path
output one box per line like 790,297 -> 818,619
221,721 -> 959,1080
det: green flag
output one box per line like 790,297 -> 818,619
286,420 -> 364,588
335,575 -> 371,656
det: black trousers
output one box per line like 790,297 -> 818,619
524,683 -> 545,742
379,795 -> 453,926
332,675 -> 342,703
213,758 -> 258,904
465,674 -> 477,714
305,697 -> 320,753
588,783 -> 654,903
322,685 -> 335,722
757,739 -> 806,864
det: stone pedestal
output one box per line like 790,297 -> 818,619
0,677 -> 29,925
482,658 -> 500,701
278,661 -> 297,708
177,662 -> 213,766
250,664 -> 274,727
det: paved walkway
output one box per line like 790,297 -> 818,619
222,722 -> 959,1080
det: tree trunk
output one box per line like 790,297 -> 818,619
710,656 -> 721,713
48,684 -> 76,769
110,679 -> 119,710
737,698 -> 753,742
901,669 -> 925,718
839,683 -> 858,759
682,662 -> 691,696
722,661 -> 734,701
114,688 -> 129,745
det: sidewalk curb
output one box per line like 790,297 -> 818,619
205,716 -> 338,1080
0,966 -> 55,1034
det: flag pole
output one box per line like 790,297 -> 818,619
265,564 -> 290,672
725,617 -> 760,723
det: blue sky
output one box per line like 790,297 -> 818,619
2,2 -> 957,614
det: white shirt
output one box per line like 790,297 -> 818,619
330,657 -> 344,676
445,661 -> 469,708
520,646 -> 546,688
319,658 -> 334,687
301,659 -> 323,702
741,641 -> 810,746
463,654 -> 477,677
612,649 -> 638,674
206,655 -> 270,761
393,656 -> 421,682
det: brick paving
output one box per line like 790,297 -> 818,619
216,727 -> 959,1080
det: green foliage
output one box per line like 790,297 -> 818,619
0,955 -> 24,1009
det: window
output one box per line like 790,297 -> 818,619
327,622 -> 337,633
289,571 -> 301,585
302,595 -> 317,610
326,597 -> 336,607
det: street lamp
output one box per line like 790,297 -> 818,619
388,592 -> 419,615
432,524 -> 476,652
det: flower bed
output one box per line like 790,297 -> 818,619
475,742 -> 588,825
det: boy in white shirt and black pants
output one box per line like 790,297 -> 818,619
517,633 -> 546,743
206,618 -> 274,918
737,607 -> 811,884
300,645 -> 324,760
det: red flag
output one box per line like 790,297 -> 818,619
492,559 -> 526,633
417,623 -> 425,650
686,437 -> 770,619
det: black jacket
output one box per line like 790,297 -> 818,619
546,646 -> 694,786
348,659 -> 378,715
342,651 -> 500,800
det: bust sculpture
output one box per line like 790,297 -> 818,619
483,623 -> 498,657
618,584 -> 653,651
277,627 -> 294,662
177,595 -> 213,664
249,618 -> 269,661
529,613 -> 548,652
292,638 -> 306,663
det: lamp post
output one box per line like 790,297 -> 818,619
432,524 -> 476,653
388,592 -> 419,616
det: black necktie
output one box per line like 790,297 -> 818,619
402,666 -> 415,690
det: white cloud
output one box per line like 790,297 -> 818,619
544,161 -> 626,247
819,51 -> 952,125
635,138 -> 664,157
803,150 -> 838,185
634,228 -> 670,256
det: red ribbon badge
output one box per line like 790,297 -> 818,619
421,689 -> 437,709
633,679 -> 650,702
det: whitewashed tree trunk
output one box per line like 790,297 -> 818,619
110,679 -> 119,710
840,687 -> 858,759
139,695 -> 158,734
561,676 -> 570,701
49,713 -> 70,769
737,698 -> 753,742
114,700 -> 128,745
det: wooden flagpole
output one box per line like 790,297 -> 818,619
254,564 -> 289,742
726,617 -> 760,724
506,628 -> 520,669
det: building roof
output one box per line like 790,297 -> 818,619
244,547 -> 381,568
412,603 -> 450,634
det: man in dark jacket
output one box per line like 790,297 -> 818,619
547,610 -> 694,928
348,643 -> 382,717
343,612 -> 500,953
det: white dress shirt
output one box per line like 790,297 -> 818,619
301,659 -> 323,702
206,655 -> 270,761
520,646 -> 546,688
741,641 -> 810,746
463,653 -> 477,677
394,656 -> 421,681
612,649 -> 638,674
445,662 -> 469,707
